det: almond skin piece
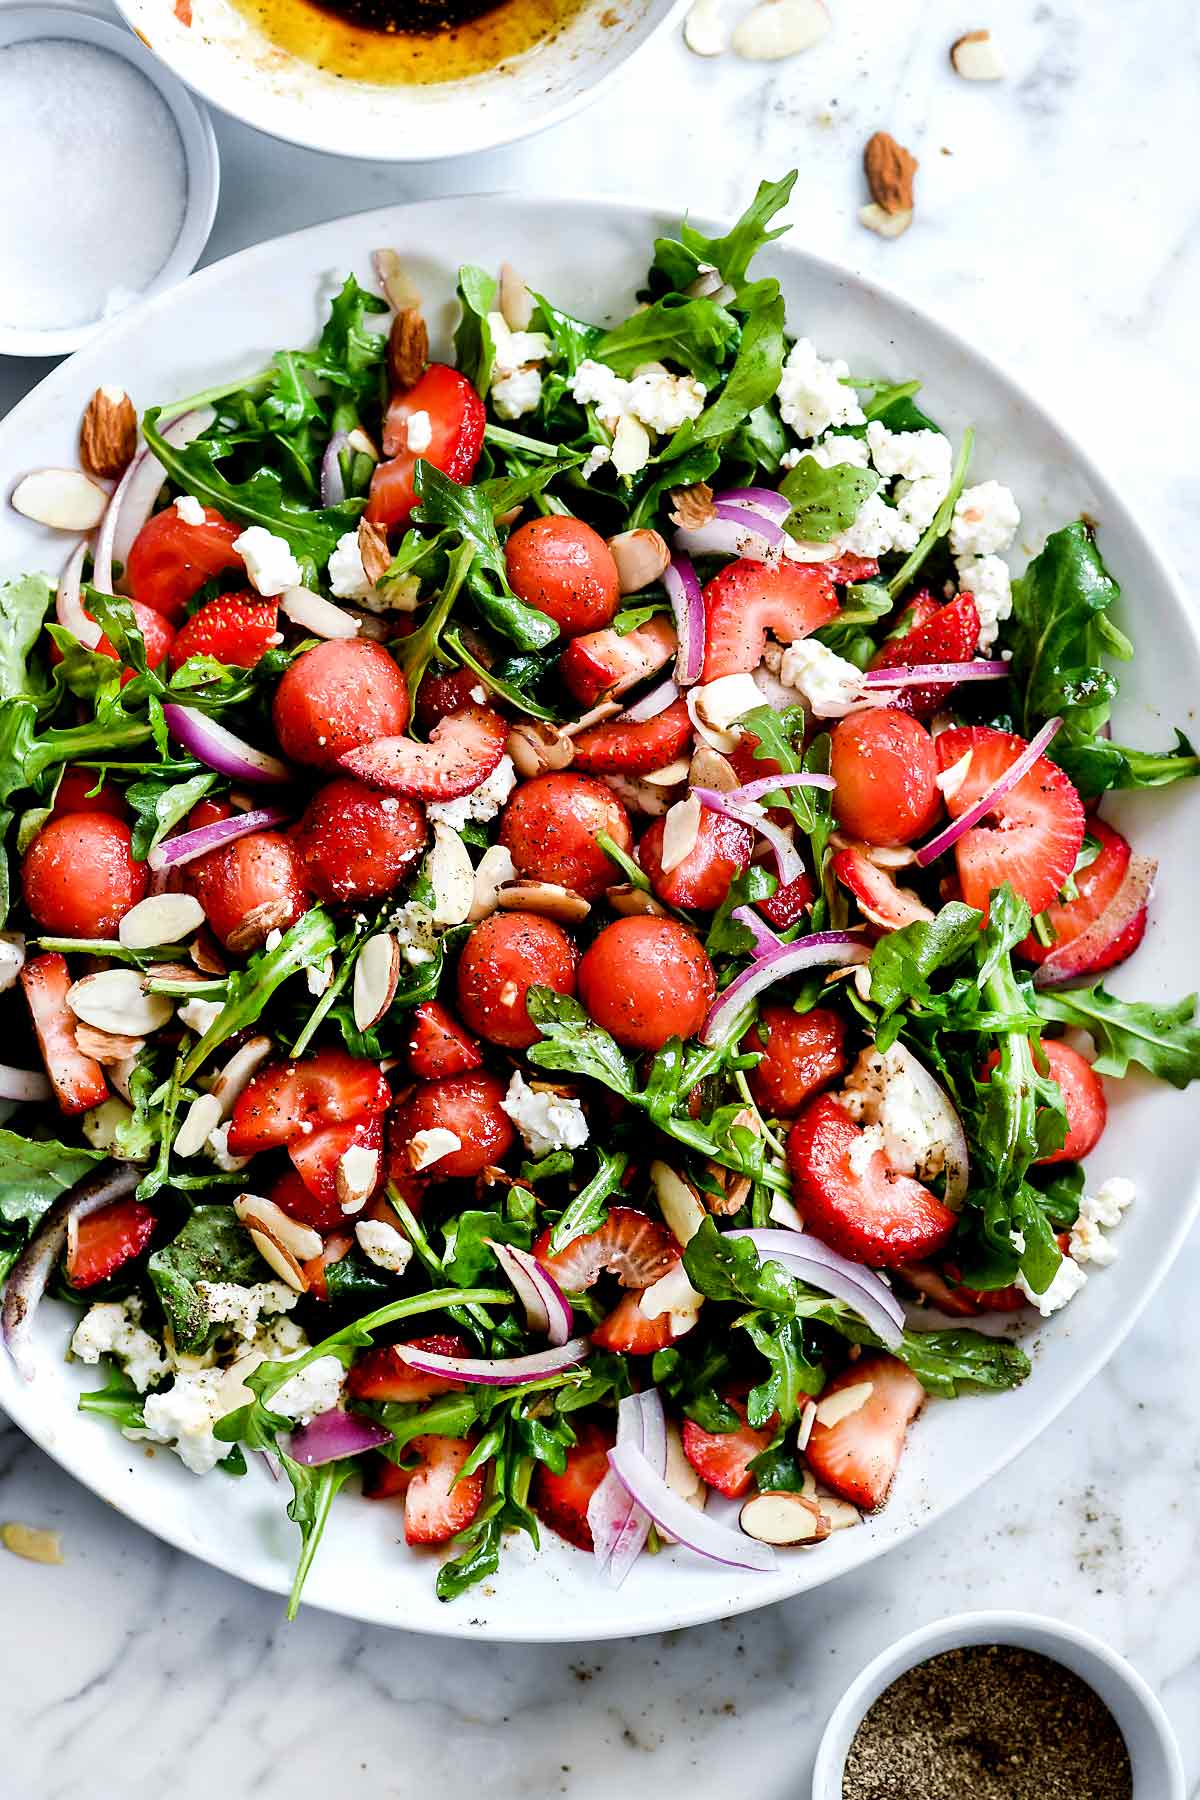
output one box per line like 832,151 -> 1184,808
80,386 -> 138,479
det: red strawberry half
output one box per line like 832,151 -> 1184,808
1018,817 -> 1150,978
406,1001 -> 483,1080
681,1398 -> 774,1499
530,1418 -> 616,1550
570,698 -> 693,776
168,592 -> 278,674
701,558 -> 838,682
287,1113 -> 384,1216
869,592 -> 980,717
786,1094 -> 957,1268
590,1292 -> 682,1356
339,704 -> 507,801
832,845 -> 934,930
934,725 -> 1086,920
227,1047 -> 391,1155
804,1353 -> 925,1510
559,616 -> 676,707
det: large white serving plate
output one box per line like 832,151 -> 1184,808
1,196 -> 1197,1641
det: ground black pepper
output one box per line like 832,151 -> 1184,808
842,1643 -> 1134,1800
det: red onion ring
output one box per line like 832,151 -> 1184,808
725,1228 -> 905,1348
915,717 -> 1063,869
731,904 -> 786,957
588,1389 -> 667,1586
97,407 -> 216,594
702,930 -> 868,1046
607,1440 -> 779,1572
1034,852 -> 1157,988
662,555 -> 705,687
713,502 -> 786,547
148,805 -> 293,873
864,660 -> 1008,689
0,1066 -> 53,1104
394,1337 -> 590,1387
56,540 -> 103,651
319,432 -> 351,508
162,704 -> 292,787
724,771 -> 836,805
712,486 -> 792,524
486,1238 -> 574,1346
673,516 -> 777,564
694,787 -> 805,888
286,1407 -> 393,1467
620,677 -> 680,724
2,1162 -> 141,1382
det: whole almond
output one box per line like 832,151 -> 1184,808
80,386 -> 138,479
864,131 -> 918,215
388,308 -> 429,392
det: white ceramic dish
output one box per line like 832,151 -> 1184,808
0,7 -> 219,359
1,194 -> 1198,1642
112,0 -> 687,161
811,1611 -> 1186,1798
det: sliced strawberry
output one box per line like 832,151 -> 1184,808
302,1230 -> 353,1301
570,699 -> 693,776
934,726 -> 1086,919
804,1353 -> 925,1510
982,1039 -> 1106,1166
287,1113 -> 384,1218
404,1433 -> 485,1545
227,1047 -> 391,1155
347,1334 -> 472,1403
869,592 -> 981,717
167,592 -> 278,674
638,808 -> 754,911
368,364 -> 486,534
823,554 -> 880,586
898,1262 -> 984,1318
589,1292 -> 681,1356
759,870 -> 815,930
744,1003 -> 847,1118
530,1418 -> 616,1550
406,1001 -> 483,1080
786,1094 -> 957,1268
66,1197 -> 156,1289
832,845 -> 934,929
20,953 -> 108,1115
701,558 -> 838,682
682,1398 -> 773,1499
338,703 -> 507,801
361,1452 -> 411,1500
413,665 -> 486,735
559,615 -> 676,706
1019,818 -> 1148,975
533,1206 -> 679,1293
269,1167 -> 343,1236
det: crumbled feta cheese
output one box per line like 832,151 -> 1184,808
354,1219 -> 414,1274
800,433 -> 873,471
1070,1177 -> 1135,1267
894,475 -> 947,532
271,1354 -> 346,1425
205,1120 -> 249,1172
778,639 -> 868,718
491,365 -> 543,422
581,444 -> 611,481
866,421 -> 953,484
178,996 -> 225,1038
410,1126 -> 462,1171
488,312 -> 550,376
841,1045 -> 953,1185
140,1368 -> 233,1473
426,754 -> 517,830
501,1070 -> 590,1158
835,493 -> 919,559
256,1315 -> 308,1360
1018,1255 -> 1088,1317
776,338 -> 866,439
570,358 -> 630,430
173,494 -> 206,526
955,553 -> 1013,653
196,1280 -> 299,1341
626,368 -> 707,434
71,1297 -> 170,1392
233,526 -> 302,598
847,1121 -> 886,1178
390,898 -> 437,966
404,409 -> 433,453
949,481 -> 1020,558
327,529 -> 374,601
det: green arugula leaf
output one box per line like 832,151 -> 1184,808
682,1218 -> 800,1315
147,1207 -> 270,1353
281,1451 -> 355,1620
742,1314 -> 822,1425
779,455 -> 879,542
525,988 -> 638,1098
1053,729 -> 1200,797
1035,983 -> 1200,1088
126,770 -> 218,862
890,1327 -> 1031,1398
78,1363 -> 146,1431
455,265 -> 499,396
1008,521 -> 1127,741
181,907 -> 338,1080
864,381 -> 940,435
666,296 -> 787,456
548,1148 -> 630,1254
650,172 -> 797,302
0,573 -> 54,699
866,901 -> 983,1018
0,1130 -> 102,1232
530,294 -> 604,377
595,296 -> 739,388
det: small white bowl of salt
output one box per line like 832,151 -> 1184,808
0,6 -> 219,358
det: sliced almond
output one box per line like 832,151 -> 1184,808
659,795 -> 702,873
611,415 -> 652,480
815,1490 -> 862,1532
426,823 -> 475,926
688,746 -> 738,792
11,468 -> 108,532
108,1055 -> 139,1104
353,932 -> 401,1032
189,928 -> 227,975
496,880 -> 591,924
174,1091 -> 223,1158
668,482 -> 715,530
235,1193 -> 322,1263
498,262 -> 534,331
665,1422 -> 707,1512
650,1161 -> 707,1245
248,1229 -> 309,1294
603,772 -> 677,818
80,386 -> 137,479
375,249 -> 422,314
73,1022 -> 145,1064
683,0 -> 727,56
935,749 -> 973,800
469,843 -> 519,921
118,892 -> 206,951
1,1521 -> 64,1565
409,1126 -> 461,1172
66,969 -> 173,1037
561,701 -> 623,739
732,0 -> 830,61
638,1260 -> 704,1328
227,898 -> 296,955
950,28 -> 1006,80
336,1143 -> 382,1213
607,882 -> 669,917
642,757 -> 692,789
739,1491 -> 831,1545
208,1035 -> 273,1116
859,203 -> 914,240
357,517 -> 392,586
607,528 -> 671,596
507,721 -> 574,779
814,1380 -> 874,1429
797,1397 -> 818,1451
280,586 -> 361,640
81,1097 -> 136,1157
347,427 -> 380,463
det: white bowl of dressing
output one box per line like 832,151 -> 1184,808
0,6 -> 219,358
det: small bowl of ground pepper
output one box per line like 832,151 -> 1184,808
812,1611 -> 1184,1800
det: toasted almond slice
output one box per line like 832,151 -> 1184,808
606,882 -> 670,917
12,468 -> 108,531
815,1490 -> 862,1532
73,1021 -> 145,1064
235,1193 -> 322,1263
669,482 -> 715,530
189,929 -> 227,975
427,823 -> 475,926
950,28 -> 1006,79
739,1492 -> 831,1545
638,1260 -> 704,1328
611,414 -> 652,479
665,1422 -> 707,1512
1,1521 -> 64,1564
67,969 -> 173,1037
650,1160 -> 707,1246
469,844 -> 519,921
642,757 -> 692,789
732,0 -> 829,60
336,1143 -> 381,1213
607,528 -> 671,596
814,1379 -> 874,1429
495,880 -> 591,924
353,932 -> 401,1032
227,897 -> 297,955
688,747 -> 738,792
409,1126 -> 461,1171
603,772 -> 676,817
498,261 -> 535,331
375,249 -> 422,314
248,1229 -> 309,1294
174,1091 -> 223,1158
118,892 -> 206,951
280,586 -> 361,640
797,1397 -> 818,1451
683,0 -> 727,56
507,721 -> 575,778
208,1035 -> 273,1116
561,702 -> 623,739
859,203 -> 914,240
108,1055 -> 139,1104
660,794 -> 702,872
80,386 -> 137,479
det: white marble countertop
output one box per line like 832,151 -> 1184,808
3,0 -> 1199,1793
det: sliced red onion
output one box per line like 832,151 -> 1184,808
673,516 -> 777,564
726,1228 -> 904,1348
0,1066 -> 53,1104
725,771 -> 836,805
621,677 -> 680,724
589,1389 -> 667,1586
393,1337 -> 590,1387
319,432 -> 350,508
915,717 -> 1063,868
287,1406 -> 393,1467
148,805 -> 293,872
486,1238 -> 573,1347
713,503 -> 785,547
732,903 -> 783,958
2,1163 -> 141,1382
100,407 -> 216,592
56,540 -> 103,651
694,788 -> 805,888
702,930 -> 868,1046
712,486 -> 792,524
1035,852 -> 1157,989
162,705 -> 292,787
662,556 -> 705,687
607,1440 -> 779,1572
864,660 -> 1008,689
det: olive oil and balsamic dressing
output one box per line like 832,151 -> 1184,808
232,0 -> 587,85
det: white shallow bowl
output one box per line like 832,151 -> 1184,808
113,0 -> 687,161
0,6 -> 219,359
1,194 -> 1198,1642
811,1611 -> 1186,1798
